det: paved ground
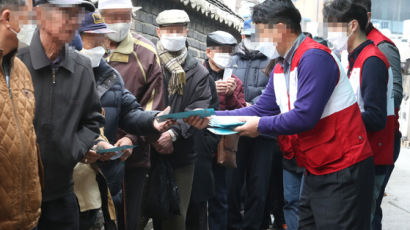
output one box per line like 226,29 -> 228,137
381,146 -> 410,230
144,147 -> 410,230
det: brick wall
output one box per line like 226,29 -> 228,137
131,0 -> 242,61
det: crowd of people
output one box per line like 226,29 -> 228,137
0,0 -> 403,230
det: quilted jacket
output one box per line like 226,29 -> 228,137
0,51 -> 42,230
230,41 -> 271,104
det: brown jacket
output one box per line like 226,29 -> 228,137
0,53 -> 42,230
107,32 -> 165,168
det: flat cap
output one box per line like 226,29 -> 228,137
156,9 -> 190,26
98,0 -> 133,10
207,31 -> 237,47
34,0 -> 95,11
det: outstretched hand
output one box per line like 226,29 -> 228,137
184,115 -> 210,130
154,106 -> 176,132
233,116 -> 261,138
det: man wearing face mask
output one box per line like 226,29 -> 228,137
186,0 -> 375,229
205,31 -> 246,111
98,0 -> 166,228
76,11 -> 174,230
17,1 -> 105,229
0,1 -> 41,229
144,9 -> 211,230
204,31 -> 246,230
324,1 -> 393,228
222,18 -> 278,230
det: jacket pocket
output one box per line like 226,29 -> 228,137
298,117 -> 344,169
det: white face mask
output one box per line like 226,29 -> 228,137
160,34 -> 187,52
256,42 -> 280,60
243,38 -> 258,51
81,46 -> 106,68
213,53 -> 231,69
327,31 -> 351,54
9,23 -> 36,47
106,23 -> 131,42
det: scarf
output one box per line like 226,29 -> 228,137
157,42 -> 188,95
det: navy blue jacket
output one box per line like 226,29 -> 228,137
230,42 -> 271,104
347,40 -> 388,132
94,59 -> 159,144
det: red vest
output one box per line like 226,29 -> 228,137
368,27 -> 400,132
368,27 -> 396,47
274,37 -> 373,175
348,43 -> 395,165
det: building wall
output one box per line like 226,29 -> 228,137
293,0 -> 325,23
131,0 -> 242,61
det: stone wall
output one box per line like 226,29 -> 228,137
131,0 -> 242,61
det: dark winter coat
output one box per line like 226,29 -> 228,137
17,30 -> 105,201
230,42 -> 271,104
95,59 -> 159,144
162,53 -> 211,168
190,76 -> 220,203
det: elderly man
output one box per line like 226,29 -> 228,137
98,1 -> 166,228
17,1 -> 104,229
75,10 -> 174,230
0,1 -> 41,229
146,9 -> 211,230
203,31 -> 246,230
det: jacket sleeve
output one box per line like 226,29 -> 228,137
171,72 -> 211,140
360,57 -> 388,132
215,75 -> 279,117
256,49 -> 338,135
119,88 -> 160,136
224,76 -> 247,110
378,42 -> 403,109
138,49 -> 165,111
73,67 -> 105,162
208,76 -> 220,110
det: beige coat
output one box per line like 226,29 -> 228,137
0,55 -> 42,230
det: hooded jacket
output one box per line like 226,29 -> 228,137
230,41 -> 271,104
0,51 -> 42,230
18,30 -> 105,201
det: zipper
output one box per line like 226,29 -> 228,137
243,60 -> 251,102
52,68 -> 56,84
50,68 -> 56,122
6,73 -> 28,230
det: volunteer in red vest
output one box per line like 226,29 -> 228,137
355,1 -> 404,229
323,1 -> 394,227
186,0 -> 374,229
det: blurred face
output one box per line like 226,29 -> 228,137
37,4 -> 85,44
206,46 -> 233,59
156,25 -> 188,38
100,8 -> 132,24
100,9 -> 132,42
81,33 -> 106,49
326,21 -> 358,52
255,23 -> 291,56
156,25 -> 188,52
206,46 -> 234,71
80,32 -> 106,68
0,4 -> 29,54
